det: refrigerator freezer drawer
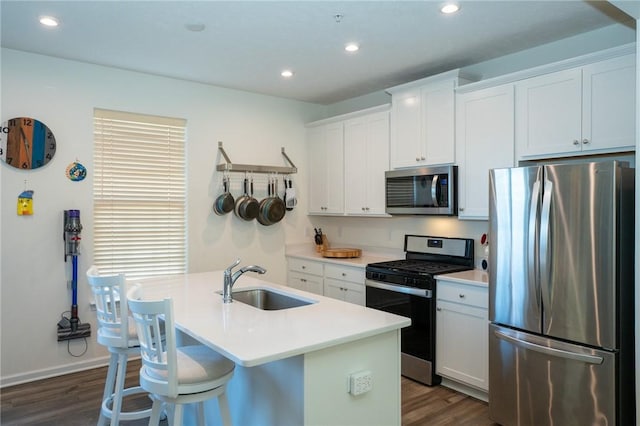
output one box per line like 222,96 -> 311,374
489,324 -> 617,426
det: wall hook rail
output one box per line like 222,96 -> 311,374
216,141 -> 297,174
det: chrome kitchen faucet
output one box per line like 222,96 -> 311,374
223,258 -> 267,303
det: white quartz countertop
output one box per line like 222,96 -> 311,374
285,245 -> 399,268
435,269 -> 489,287
132,271 -> 410,367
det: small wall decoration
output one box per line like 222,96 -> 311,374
0,117 -> 56,170
66,160 -> 87,182
17,189 -> 34,215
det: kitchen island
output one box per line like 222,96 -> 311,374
133,270 -> 410,426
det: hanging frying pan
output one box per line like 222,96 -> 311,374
213,175 -> 234,215
260,178 -> 285,225
237,176 -> 259,220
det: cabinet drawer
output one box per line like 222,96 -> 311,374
324,264 -> 365,284
437,280 -> 488,309
287,258 -> 323,276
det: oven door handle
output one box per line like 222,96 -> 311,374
365,279 -> 432,298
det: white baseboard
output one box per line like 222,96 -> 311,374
0,355 -> 112,388
440,377 -> 489,403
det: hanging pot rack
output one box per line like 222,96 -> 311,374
215,141 -> 297,174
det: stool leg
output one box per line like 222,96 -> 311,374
148,397 -> 163,426
109,352 -> 128,426
218,392 -> 232,426
172,404 -> 184,426
99,352 -> 118,426
196,402 -> 205,425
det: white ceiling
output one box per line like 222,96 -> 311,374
0,1 -> 635,105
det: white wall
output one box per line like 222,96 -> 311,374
0,48 -> 323,385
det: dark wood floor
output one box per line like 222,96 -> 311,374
1,359 -> 495,425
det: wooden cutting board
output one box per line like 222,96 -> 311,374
321,248 -> 362,258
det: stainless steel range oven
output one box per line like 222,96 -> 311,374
365,235 -> 474,385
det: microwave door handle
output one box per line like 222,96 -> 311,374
431,175 -> 439,207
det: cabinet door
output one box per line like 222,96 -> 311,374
456,84 -> 514,220
344,117 -> 369,214
436,299 -> 488,391
288,271 -> 323,296
516,68 -> 582,157
323,278 -> 365,306
582,54 -> 636,152
364,112 -> 390,215
324,278 -> 346,301
344,111 -> 389,215
307,123 -> 344,214
390,88 -> 422,168
422,80 -> 456,165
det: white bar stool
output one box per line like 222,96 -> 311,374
86,266 -> 152,426
127,284 -> 235,426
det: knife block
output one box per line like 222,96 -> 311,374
315,234 -> 329,253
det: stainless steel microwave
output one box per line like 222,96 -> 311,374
385,165 -> 457,215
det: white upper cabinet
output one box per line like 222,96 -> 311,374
388,70 -> 467,169
307,122 -> 344,215
307,105 -> 390,217
516,54 -> 636,159
344,111 -> 390,216
455,84 -> 515,220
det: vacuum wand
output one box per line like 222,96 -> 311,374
58,210 -> 91,341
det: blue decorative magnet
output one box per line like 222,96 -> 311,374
65,160 -> 86,182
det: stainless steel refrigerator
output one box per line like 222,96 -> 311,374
488,160 -> 635,426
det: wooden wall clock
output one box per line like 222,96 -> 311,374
0,117 -> 56,170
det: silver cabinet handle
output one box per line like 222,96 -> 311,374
436,307 -> 442,311
582,138 -> 589,145
301,266 -> 306,269
341,273 -> 346,277
458,293 -> 465,298
573,140 -> 580,145
415,157 -> 420,161
421,156 -> 425,160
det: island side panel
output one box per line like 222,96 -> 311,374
303,330 -> 402,426
191,355 -> 305,426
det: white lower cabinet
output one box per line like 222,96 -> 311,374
286,257 -> 365,305
287,258 -> 324,296
436,279 -> 488,393
323,264 -> 365,306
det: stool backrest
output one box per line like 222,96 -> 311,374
86,265 -> 134,348
127,285 -> 179,398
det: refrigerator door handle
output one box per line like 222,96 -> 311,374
494,329 -> 603,365
528,179 -> 541,310
539,178 -> 553,318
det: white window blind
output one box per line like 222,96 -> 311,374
93,109 -> 187,279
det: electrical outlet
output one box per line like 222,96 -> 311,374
348,370 -> 372,396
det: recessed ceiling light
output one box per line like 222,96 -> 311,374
39,16 -> 59,27
281,70 -> 294,78
440,3 -> 460,14
345,43 -> 360,53
185,23 -> 206,32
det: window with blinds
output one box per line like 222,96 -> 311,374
93,109 -> 187,279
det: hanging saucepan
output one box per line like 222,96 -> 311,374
213,175 -> 234,215
235,176 -> 258,220
238,176 -> 259,220
258,177 -> 285,226
257,177 -> 272,226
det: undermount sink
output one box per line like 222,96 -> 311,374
223,288 -> 316,310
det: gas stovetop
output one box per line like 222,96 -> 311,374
365,235 -> 475,289
366,259 -> 471,275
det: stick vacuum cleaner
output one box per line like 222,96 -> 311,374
57,209 -> 91,341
